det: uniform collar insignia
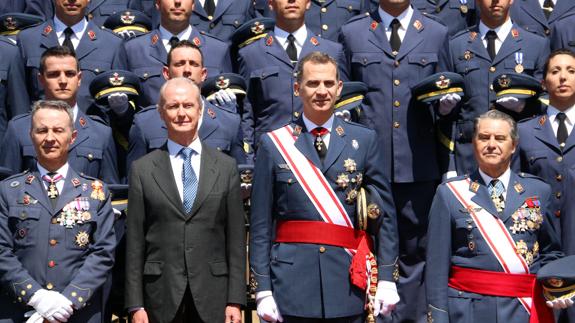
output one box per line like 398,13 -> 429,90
514,182 -> 524,193
192,36 -> 201,47
25,175 -> 35,184
293,125 -> 302,136
469,31 -> 477,41
79,117 -> 87,127
539,115 -> 547,126
265,35 -> 273,46
207,108 -> 216,119
151,33 -> 159,45
370,21 -> 378,31
511,28 -> 519,38
43,25 -> 53,36
310,36 -> 319,46
470,181 -> 479,193
335,125 -> 345,136
87,30 -> 96,40
413,20 -> 423,31
71,178 -> 81,187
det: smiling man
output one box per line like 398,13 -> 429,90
426,109 -> 567,323
249,51 -> 398,323
0,100 -> 116,323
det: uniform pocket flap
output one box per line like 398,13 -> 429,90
75,146 -> 103,160
209,261 -> 229,276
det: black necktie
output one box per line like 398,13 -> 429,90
389,19 -> 401,53
204,0 -> 216,17
311,127 -> 328,161
556,112 -> 568,148
286,34 -> 297,63
63,27 -> 75,53
543,0 -> 554,19
486,30 -> 497,60
169,36 -> 180,49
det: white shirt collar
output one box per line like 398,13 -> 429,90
37,162 -> 70,180
53,16 -> 88,39
159,25 -> 193,50
167,137 -> 203,157
274,24 -> 307,49
547,104 -> 575,124
479,18 -> 513,43
378,5 -> 414,31
478,167 -> 511,193
72,104 -> 79,123
302,113 -> 335,133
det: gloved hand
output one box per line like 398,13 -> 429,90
496,96 -> 525,113
373,280 -> 400,317
256,291 -> 283,323
116,30 -> 137,40
28,289 -> 73,323
438,93 -> 461,116
25,312 -> 44,323
107,92 -> 130,115
208,89 -> 237,107
547,298 -> 574,309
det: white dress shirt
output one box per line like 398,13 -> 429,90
538,0 -> 556,8
54,16 -> 88,50
479,18 -> 513,55
302,113 -> 335,149
547,104 -> 575,138
378,5 -> 414,43
37,162 -> 70,194
167,138 -> 203,203
479,167 -> 511,200
274,24 -> 307,60
159,25 -> 193,53
197,0 -> 219,9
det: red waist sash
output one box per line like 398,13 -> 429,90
448,266 -> 553,323
275,220 -> 374,290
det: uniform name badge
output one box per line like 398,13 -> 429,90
459,0 -> 468,14
515,52 -> 524,73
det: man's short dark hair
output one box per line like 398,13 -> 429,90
473,109 -> 519,142
543,48 -> 575,77
166,40 -> 204,67
39,46 -> 79,74
296,51 -> 339,84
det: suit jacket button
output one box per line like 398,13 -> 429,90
46,283 -> 54,290
555,210 -> 561,218
321,7 -> 327,12
49,239 -> 57,246
489,66 -> 496,73
319,246 -> 326,253
556,174 -> 562,181
393,122 -> 400,128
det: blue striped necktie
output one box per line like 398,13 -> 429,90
488,179 -> 505,212
180,147 -> 198,213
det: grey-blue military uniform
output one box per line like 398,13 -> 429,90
425,171 -> 562,323
510,0 -> 575,38
0,36 -> 29,144
0,1 -> 25,14
17,19 -> 124,110
113,28 -> 232,107
191,0 -> 257,42
126,101 -> 246,174
0,111 -> 120,185
0,167 -> 116,323
24,0 -> 130,27
237,29 -> 348,147
447,24 -> 549,175
412,0 -> 477,36
550,13 -> 575,50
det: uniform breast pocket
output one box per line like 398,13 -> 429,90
275,170 -> 300,208
80,61 -> 108,77
454,217 -> 479,256
96,4 -> 126,17
525,149 -> 548,171
350,53 -> 383,88
407,53 -> 438,86
221,15 -> 245,29
335,0 -> 361,15
133,67 -> 161,84
8,207 -> 42,248
204,138 -> 231,154
74,146 -> 103,177
65,221 -> 96,250
250,66 -> 283,104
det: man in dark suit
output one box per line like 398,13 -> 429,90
0,100 -> 116,323
250,51 -> 399,322
126,77 -> 246,323
426,109 -> 566,323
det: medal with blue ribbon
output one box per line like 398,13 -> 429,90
515,52 -> 524,73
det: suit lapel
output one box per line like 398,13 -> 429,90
293,120 -> 323,168
264,31 -> 294,69
194,2 -> 209,19
212,0 -> 233,21
40,21 -> 59,51
518,0 -> 547,27
24,171 -> 53,214
322,118 -> 346,172
502,172 -> 525,223
469,171 -> 500,217
533,114 -> 561,151
70,112 -> 90,150
492,25 -> 522,66
88,0 -> 106,12
464,27 -> 490,62
188,144 -> 219,218
548,0 -> 575,23
75,22 -> 99,61
198,105 -> 218,139
395,11 -> 425,61
299,30 -> 321,60
149,30 -> 168,65
367,11 -> 394,57
54,169 -> 83,214
151,147 -> 186,217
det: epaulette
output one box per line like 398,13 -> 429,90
11,113 -> 31,122
345,12 -> 370,25
87,114 -> 107,126
443,174 -> 468,183
343,119 -> 371,129
199,30 -> 226,43
452,28 -> 473,40
4,170 -> 29,182
136,105 -> 157,115
517,115 -> 539,124
518,172 -> 546,182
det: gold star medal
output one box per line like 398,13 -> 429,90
90,180 -> 105,201
344,159 -> 357,173
75,231 -> 90,248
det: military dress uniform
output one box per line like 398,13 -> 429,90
426,171 -> 563,323
411,0 -> 476,36
249,116 -> 398,320
0,36 -> 29,143
0,1 -> 25,15
113,27 -> 232,107
191,0 -> 256,42
510,0 -> 575,38
17,19 -> 124,110
447,23 -> 549,175
550,14 -> 575,50
0,14 -> 44,43
25,0 -> 130,27
0,111 -> 120,185
237,26 -> 348,147
126,101 -> 246,174
339,8 -> 449,322
0,166 -> 116,322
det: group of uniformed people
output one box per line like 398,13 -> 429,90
0,0 -> 575,322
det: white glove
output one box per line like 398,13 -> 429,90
107,92 -> 130,114
209,89 -> 237,107
373,280 -> 400,317
256,292 -> 283,323
438,93 -> 461,116
25,312 -> 44,323
116,30 -> 137,40
546,298 -> 574,309
496,96 -> 525,113
28,289 -> 73,322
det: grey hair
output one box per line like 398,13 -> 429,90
157,77 -> 201,108
474,109 -> 519,142
30,100 -> 75,130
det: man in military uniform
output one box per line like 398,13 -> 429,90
510,0 -> 575,38
114,0 -> 232,107
550,14 -> 575,50
0,13 -> 44,43
127,40 -> 246,173
250,51 -> 399,323
0,46 -> 120,185
339,0 -> 449,321
426,109 -> 565,323
0,35 -> 29,143
25,0 -> 131,27
19,0 -> 124,110
411,0 -> 476,36
0,100 -> 116,323
0,1 -> 26,14
237,0 -> 348,148
445,0 -> 549,176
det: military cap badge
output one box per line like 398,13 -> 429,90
435,75 -> 450,89
216,76 -> 230,90
498,75 -> 511,88
251,21 -> 265,35
3,17 -> 17,31
121,12 -> 136,24
109,72 -> 124,86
